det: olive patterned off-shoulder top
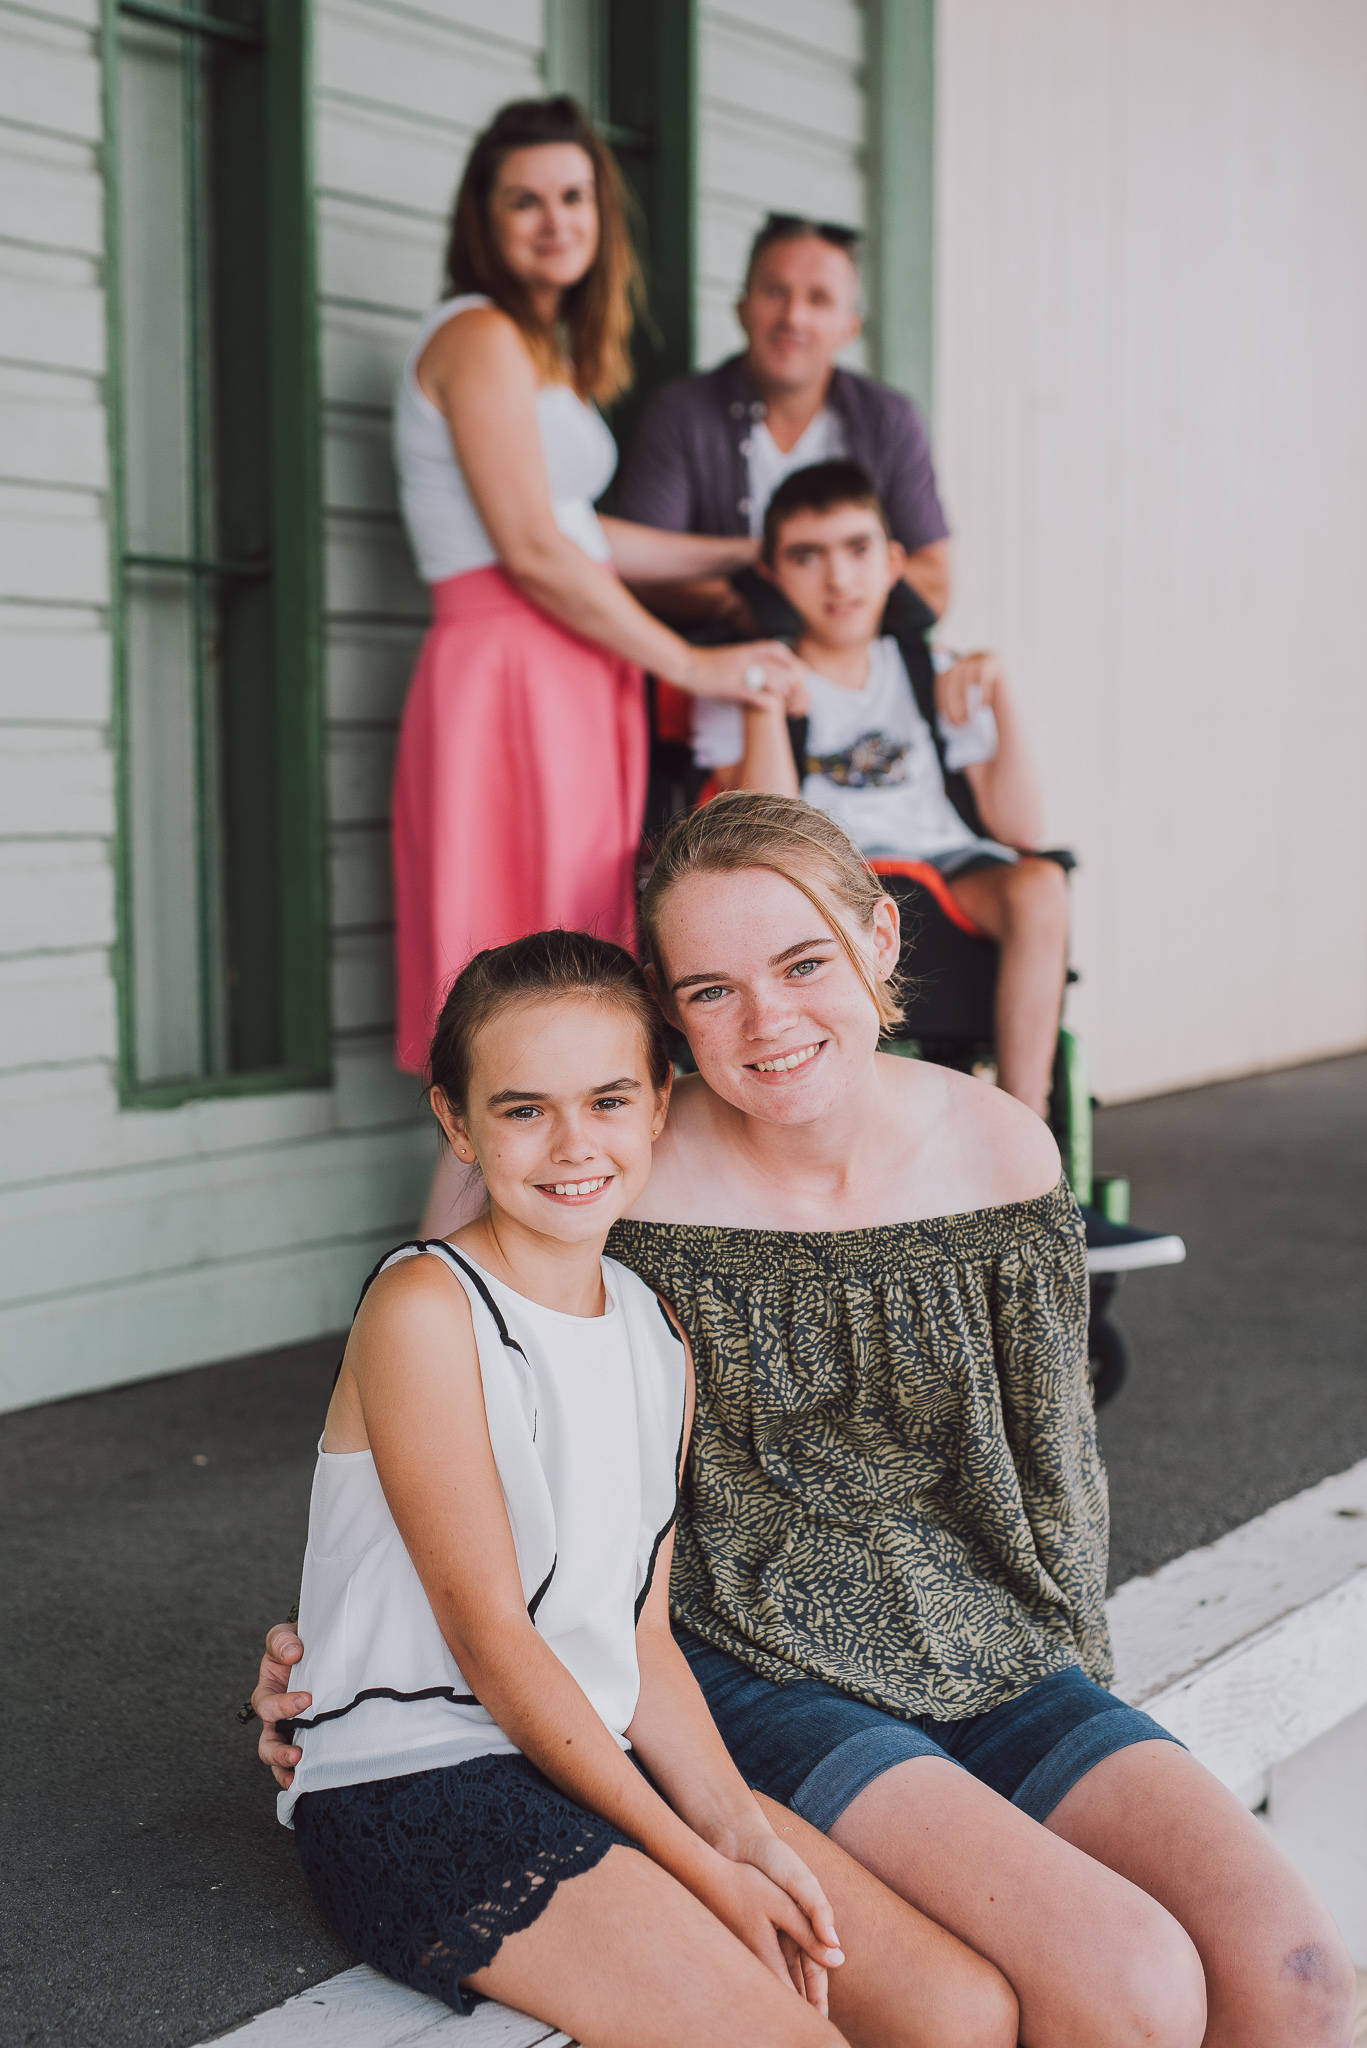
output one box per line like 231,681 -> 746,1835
606,1179 -> 1112,1723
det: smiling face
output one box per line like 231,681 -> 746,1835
767,502 -> 904,653
435,996 -> 668,1245
737,235 -> 863,397
653,866 -> 900,1126
488,142 -> 599,298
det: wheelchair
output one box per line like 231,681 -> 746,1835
644,575 -> 1184,1408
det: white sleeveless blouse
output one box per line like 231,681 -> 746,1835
392,295 -> 619,584
278,1242 -> 686,1827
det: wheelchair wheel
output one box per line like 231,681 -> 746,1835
1088,1313 -> 1129,1407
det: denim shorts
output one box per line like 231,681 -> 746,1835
677,1630 -> 1181,1831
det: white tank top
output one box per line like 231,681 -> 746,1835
277,1241 -> 686,1827
392,295 -> 619,584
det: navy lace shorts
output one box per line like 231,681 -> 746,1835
293,1752 -> 638,2014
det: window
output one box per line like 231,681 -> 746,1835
546,0 -> 697,445
104,0 -> 327,1105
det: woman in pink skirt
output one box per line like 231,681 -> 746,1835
391,96 -> 802,1074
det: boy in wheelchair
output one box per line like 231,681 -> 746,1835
689,457 -> 1068,1121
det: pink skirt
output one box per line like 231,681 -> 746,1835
391,566 -> 647,1073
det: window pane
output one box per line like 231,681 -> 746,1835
126,572 -> 212,1080
119,20 -> 198,559
112,0 -> 320,1100
118,16 -> 227,1086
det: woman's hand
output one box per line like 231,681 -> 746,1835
695,1838 -> 843,2014
935,649 -> 1006,727
251,1623 -> 311,1790
682,640 -> 809,714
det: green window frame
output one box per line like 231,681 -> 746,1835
102,0 -> 328,1109
546,0 -> 697,449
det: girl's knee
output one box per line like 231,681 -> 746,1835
1262,1927 -> 1356,2045
872,1953 -> 1018,2048
949,1959 -> 1018,2048
1108,1907 -> 1207,2048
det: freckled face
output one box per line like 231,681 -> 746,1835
654,867 -> 900,1126
442,998 -> 668,1244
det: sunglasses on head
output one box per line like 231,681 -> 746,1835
760,213 -> 862,252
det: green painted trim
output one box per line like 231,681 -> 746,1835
865,0 -> 935,414
119,1064 -> 329,1113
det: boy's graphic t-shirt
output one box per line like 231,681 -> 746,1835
692,637 -> 1006,863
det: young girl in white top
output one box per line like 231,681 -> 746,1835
277,930 -> 853,2046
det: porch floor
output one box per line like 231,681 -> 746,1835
2,1051 -> 1363,2048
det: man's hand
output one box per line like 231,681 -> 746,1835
252,1623 -> 311,1790
935,649 -> 1007,728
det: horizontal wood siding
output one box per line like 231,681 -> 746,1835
935,0 -> 1367,1099
695,0 -> 867,370
0,0 -> 543,1412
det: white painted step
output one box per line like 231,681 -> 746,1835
1108,1455 -> 1367,1798
203,1456 -> 1367,2044
204,1963 -> 572,2046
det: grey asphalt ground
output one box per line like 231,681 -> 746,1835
2,1051 -> 1363,2048
1094,1051 -> 1367,1582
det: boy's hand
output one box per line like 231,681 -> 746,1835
744,680 -> 807,720
936,649 -> 1006,727
252,1622 -> 311,1789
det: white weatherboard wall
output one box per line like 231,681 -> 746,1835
696,0 -> 867,371
0,2 -> 547,1412
0,1 -> 878,1409
934,0 -> 1367,1102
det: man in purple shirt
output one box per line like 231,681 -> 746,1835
616,214 -> 952,628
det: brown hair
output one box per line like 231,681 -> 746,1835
427,929 -> 670,1118
639,792 -> 905,1032
762,459 -> 890,565
443,96 -> 643,407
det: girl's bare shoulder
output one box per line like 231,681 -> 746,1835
622,1073 -> 719,1223
348,1250 -> 476,1364
327,1253 -> 476,1450
881,1056 -> 1065,1212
